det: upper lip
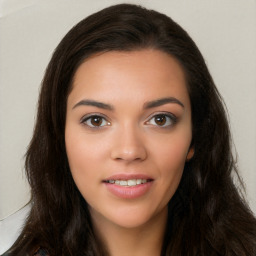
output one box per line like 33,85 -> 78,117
103,173 -> 154,181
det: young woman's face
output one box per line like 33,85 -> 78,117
65,50 -> 193,229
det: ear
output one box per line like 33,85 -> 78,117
186,147 -> 194,161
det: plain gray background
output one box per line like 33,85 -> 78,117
0,0 -> 256,221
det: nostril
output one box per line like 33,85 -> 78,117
111,150 -> 147,162
110,136 -> 147,162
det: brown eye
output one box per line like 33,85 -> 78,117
154,115 -> 166,126
91,116 -> 103,126
146,113 -> 177,128
82,115 -> 110,128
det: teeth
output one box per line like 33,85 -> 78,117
128,179 -> 137,186
136,179 -> 142,185
120,180 -> 128,186
107,179 -> 149,187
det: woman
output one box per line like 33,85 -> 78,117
4,3 -> 256,256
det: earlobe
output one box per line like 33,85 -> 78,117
186,147 -> 194,161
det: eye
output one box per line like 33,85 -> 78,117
146,113 -> 177,127
81,115 -> 110,128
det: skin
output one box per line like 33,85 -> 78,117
65,49 -> 193,256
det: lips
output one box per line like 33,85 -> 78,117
103,174 -> 154,199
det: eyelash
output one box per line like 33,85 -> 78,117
80,112 -> 177,129
145,112 -> 177,128
80,114 -> 110,129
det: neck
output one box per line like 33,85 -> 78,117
91,207 -> 168,256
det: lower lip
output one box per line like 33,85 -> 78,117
104,182 -> 153,199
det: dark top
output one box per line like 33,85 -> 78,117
34,248 -> 49,256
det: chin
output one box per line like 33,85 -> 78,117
112,213 -> 153,229
90,204 -> 168,230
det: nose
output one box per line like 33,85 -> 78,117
110,125 -> 147,163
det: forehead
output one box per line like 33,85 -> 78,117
69,49 -> 189,107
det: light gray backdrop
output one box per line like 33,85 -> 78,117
0,0 -> 256,221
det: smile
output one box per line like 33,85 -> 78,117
105,179 -> 150,187
104,178 -> 153,199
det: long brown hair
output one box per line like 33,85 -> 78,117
7,4 -> 256,256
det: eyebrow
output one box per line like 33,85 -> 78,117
72,97 -> 184,111
72,99 -> 114,110
143,97 -> 184,109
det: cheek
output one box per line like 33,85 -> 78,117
65,128 -> 107,191
65,128 -> 109,168
65,139 -> 100,206
158,146 -> 186,184
149,132 -> 191,189
150,131 -> 191,169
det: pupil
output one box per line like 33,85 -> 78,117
91,116 -> 102,126
155,115 -> 166,126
